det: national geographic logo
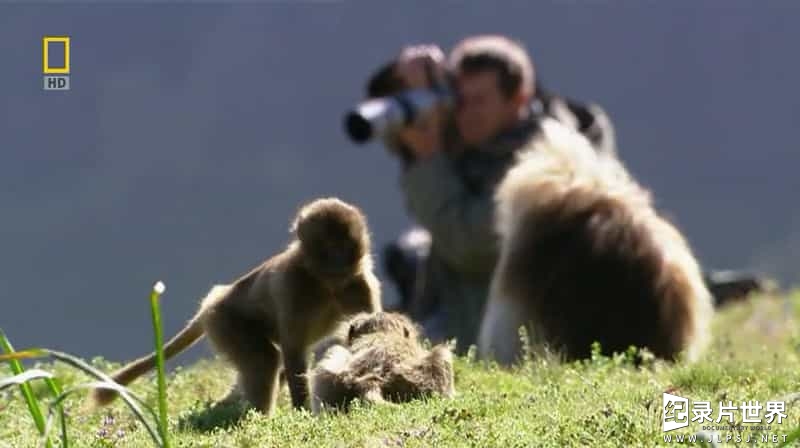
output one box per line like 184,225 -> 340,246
42,36 -> 70,91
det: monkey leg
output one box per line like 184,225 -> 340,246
422,345 -> 456,398
204,310 -> 282,415
235,344 -> 281,415
216,345 -> 281,415
278,370 -> 286,389
282,346 -> 311,410
477,293 -> 527,367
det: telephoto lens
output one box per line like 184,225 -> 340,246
344,88 -> 451,144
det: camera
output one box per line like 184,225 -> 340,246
344,87 -> 453,144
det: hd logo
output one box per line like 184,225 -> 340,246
42,36 -> 70,91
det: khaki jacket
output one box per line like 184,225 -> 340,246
401,112 -> 542,354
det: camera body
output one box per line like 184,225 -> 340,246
344,87 -> 453,144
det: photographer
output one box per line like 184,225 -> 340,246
369,35 -> 766,354
373,35 -> 591,353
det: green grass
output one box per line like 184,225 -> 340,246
2,291 -> 800,447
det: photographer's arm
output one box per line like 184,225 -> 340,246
401,152 -> 499,276
388,44 -> 498,274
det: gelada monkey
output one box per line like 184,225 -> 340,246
310,311 -> 455,414
478,119 -> 714,365
91,197 -> 382,415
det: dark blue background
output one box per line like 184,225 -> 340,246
1,2 -> 798,363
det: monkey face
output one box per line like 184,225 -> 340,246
310,238 -> 360,278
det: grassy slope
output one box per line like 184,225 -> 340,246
2,291 -> 799,448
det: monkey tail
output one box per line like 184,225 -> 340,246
89,315 -> 206,408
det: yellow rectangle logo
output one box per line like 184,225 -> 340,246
42,36 -> 70,74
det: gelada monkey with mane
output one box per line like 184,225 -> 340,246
478,119 -> 714,365
310,311 -> 455,414
90,197 -> 382,415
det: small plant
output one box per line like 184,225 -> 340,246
149,281 -> 170,448
589,341 -> 607,366
0,280 -> 171,447
0,331 -> 65,448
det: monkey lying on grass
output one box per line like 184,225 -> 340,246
478,118 -> 714,365
310,312 -> 455,414
90,197 -> 382,415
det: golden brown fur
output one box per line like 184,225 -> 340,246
90,197 -> 382,415
309,312 -> 455,414
478,119 -> 713,365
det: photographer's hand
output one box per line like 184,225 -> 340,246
397,107 -> 445,160
395,44 -> 449,160
396,44 -> 447,89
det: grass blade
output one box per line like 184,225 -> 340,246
0,369 -> 55,391
0,330 -> 53,448
150,281 -> 170,448
0,349 -> 48,362
44,377 -> 67,448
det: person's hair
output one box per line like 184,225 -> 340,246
366,60 -> 403,99
448,35 -> 535,98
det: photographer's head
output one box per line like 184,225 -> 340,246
448,35 -> 535,146
359,35 -> 537,161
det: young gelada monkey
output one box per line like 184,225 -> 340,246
90,197 -> 382,415
478,119 -> 714,365
310,311 -> 455,414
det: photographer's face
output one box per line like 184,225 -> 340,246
455,70 -> 526,146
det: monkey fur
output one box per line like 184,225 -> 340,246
478,119 -> 714,365
90,197 -> 382,415
309,311 -> 455,414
